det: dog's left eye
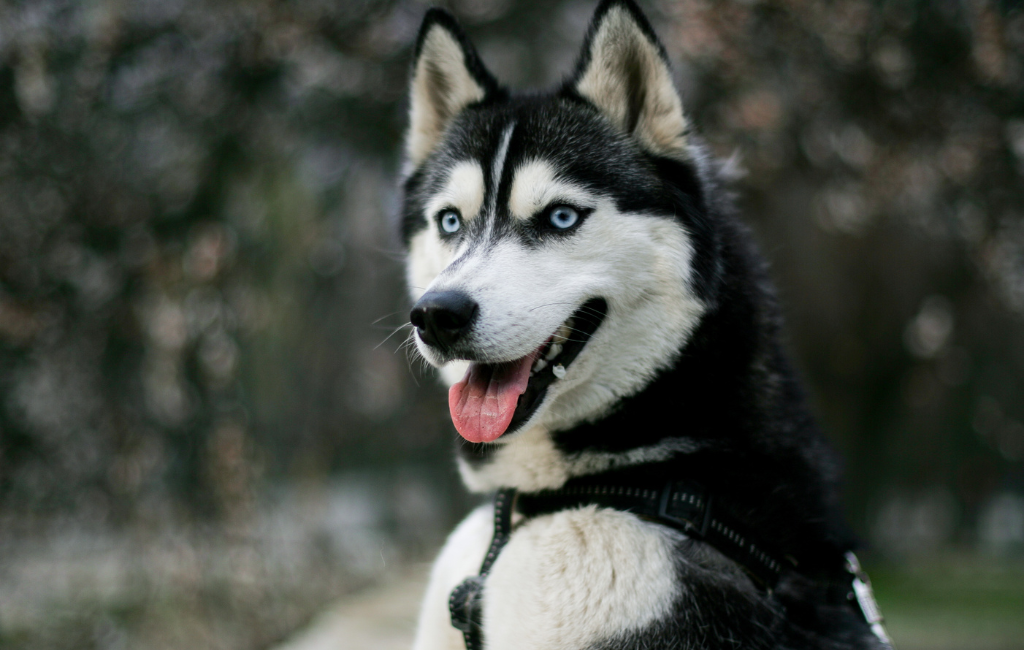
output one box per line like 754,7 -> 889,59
438,209 -> 462,234
548,205 -> 580,230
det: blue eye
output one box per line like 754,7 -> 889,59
548,205 -> 580,230
439,209 -> 461,234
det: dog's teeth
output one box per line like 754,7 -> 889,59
545,342 -> 563,360
553,325 -> 570,345
532,358 -> 547,373
552,364 -> 566,379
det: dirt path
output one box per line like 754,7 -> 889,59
270,564 -> 429,650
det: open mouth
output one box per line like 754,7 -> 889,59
448,298 -> 607,443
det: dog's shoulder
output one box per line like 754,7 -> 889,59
484,505 -> 684,649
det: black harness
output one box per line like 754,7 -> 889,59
449,479 -> 893,650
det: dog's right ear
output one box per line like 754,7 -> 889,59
406,9 -> 499,168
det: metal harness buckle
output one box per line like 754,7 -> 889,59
657,481 -> 712,538
449,575 -> 483,633
845,552 -> 895,648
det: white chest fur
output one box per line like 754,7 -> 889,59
413,504 -> 684,650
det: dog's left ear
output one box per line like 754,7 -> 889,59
406,9 -> 501,168
569,0 -> 688,158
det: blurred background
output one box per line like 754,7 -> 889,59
0,0 -> 1022,648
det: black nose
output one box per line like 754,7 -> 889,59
410,291 -> 478,351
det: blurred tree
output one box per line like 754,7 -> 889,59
0,0 -> 1021,554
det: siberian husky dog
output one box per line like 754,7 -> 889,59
401,1 -> 891,649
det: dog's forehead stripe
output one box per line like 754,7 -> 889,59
487,123 -> 515,221
422,122 -> 515,231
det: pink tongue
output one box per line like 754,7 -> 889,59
449,350 -> 539,443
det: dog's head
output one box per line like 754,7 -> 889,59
401,0 -> 718,462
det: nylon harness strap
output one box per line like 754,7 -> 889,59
449,488 -> 515,650
518,480 -> 787,588
448,481 -> 893,650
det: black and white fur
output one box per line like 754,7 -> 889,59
401,2 -> 884,648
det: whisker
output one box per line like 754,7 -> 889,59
401,336 -> 424,387
375,322 -> 414,351
398,341 -> 419,356
528,301 -> 607,321
370,310 -> 408,326
368,245 -> 408,263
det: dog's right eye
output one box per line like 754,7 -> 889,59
438,209 -> 462,235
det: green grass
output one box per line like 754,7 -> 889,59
867,554 -> 1024,650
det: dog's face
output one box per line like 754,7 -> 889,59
402,3 -> 708,454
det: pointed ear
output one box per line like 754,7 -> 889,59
406,9 -> 500,167
570,0 -> 688,158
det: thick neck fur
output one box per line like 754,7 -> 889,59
457,169 -> 854,567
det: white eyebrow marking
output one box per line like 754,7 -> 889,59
487,123 -> 515,219
425,160 -> 485,224
509,159 -> 597,221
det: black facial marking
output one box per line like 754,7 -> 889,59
403,94 -> 704,251
400,167 -> 429,246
